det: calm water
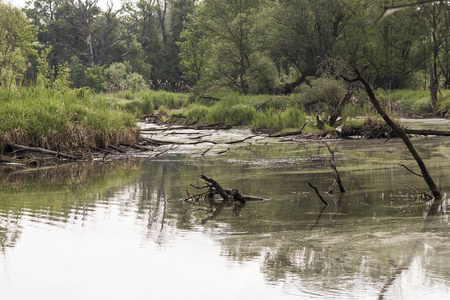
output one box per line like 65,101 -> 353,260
1,133 -> 450,299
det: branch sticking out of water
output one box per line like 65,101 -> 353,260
308,182 -> 328,206
326,144 -> 346,194
342,68 -> 442,213
400,164 -> 423,178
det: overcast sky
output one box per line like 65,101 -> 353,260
9,0 -> 123,10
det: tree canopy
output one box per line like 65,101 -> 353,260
1,0 -> 450,93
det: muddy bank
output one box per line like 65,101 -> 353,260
1,117 -> 449,168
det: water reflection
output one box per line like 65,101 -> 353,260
0,137 -> 449,299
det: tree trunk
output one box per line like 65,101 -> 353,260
429,63 -> 438,111
349,68 -> 442,204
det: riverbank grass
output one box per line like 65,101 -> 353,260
107,90 -> 189,115
0,87 -> 139,153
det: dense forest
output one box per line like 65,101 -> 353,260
2,0 -> 450,95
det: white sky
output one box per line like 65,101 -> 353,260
9,0 -> 124,10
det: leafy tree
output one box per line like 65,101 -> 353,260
199,0 -> 261,93
245,52 -> 279,94
178,8 -> 209,88
163,0 -> 196,87
128,0 -> 162,82
0,1 -> 37,87
341,0 -> 426,89
36,46 -> 54,87
261,0 -> 345,93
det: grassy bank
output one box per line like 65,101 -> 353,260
100,84 -> 450,135
176,92 -> 370,133
175,88 -> 448,133
107,90 -> 189,115
0,87 -> 139,154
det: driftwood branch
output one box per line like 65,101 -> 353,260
269,130 -> 303,138
201,147 -> 213,156
183,175 -> 267,203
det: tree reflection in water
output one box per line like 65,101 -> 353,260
0,137 -> 449,299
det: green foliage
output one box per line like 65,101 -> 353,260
388,89 -> 434,114
182,92 -> 310,130
82,65 -> 107,93
104,62 -> 127,90
262,0 -> 344,81
184,104 -> 209,122
111,90 -> 188,115
341,0 -> 427,89
36,46 -> 54,87
245,52 -> 280,94
126,72 -> 147,92
0,1 -> 37,87
53,65 -> 72,92
189,0 -> 261,93
179,12 -> 209,87
252,106 -> 307,132
296,77 -> 347,110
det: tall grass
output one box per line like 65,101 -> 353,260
375,89 -> 450,114
111,90 -> 189,115
0,87 -> 138,153
252,106 -> 307,132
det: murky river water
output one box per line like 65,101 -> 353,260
1,123 -> 450,300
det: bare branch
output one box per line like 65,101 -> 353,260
308,182 -> 328,206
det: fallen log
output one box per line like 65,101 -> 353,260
7,143 -> 79,160
404,128 -> 450,136
119,142 -> 154,151
140,123 -> 232,132
269,130 -> 303,138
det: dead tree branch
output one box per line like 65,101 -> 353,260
326,144 -> 346,193
400,164 -> 423,178
183,175 -> 267,204
308,182 -> 329,206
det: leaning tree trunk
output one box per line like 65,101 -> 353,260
345,68 -> 442,212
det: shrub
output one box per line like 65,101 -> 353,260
126,72 -> 146,92
184,104 -> 209,123
296,77 -> 347,111
82,65 -> 107,93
